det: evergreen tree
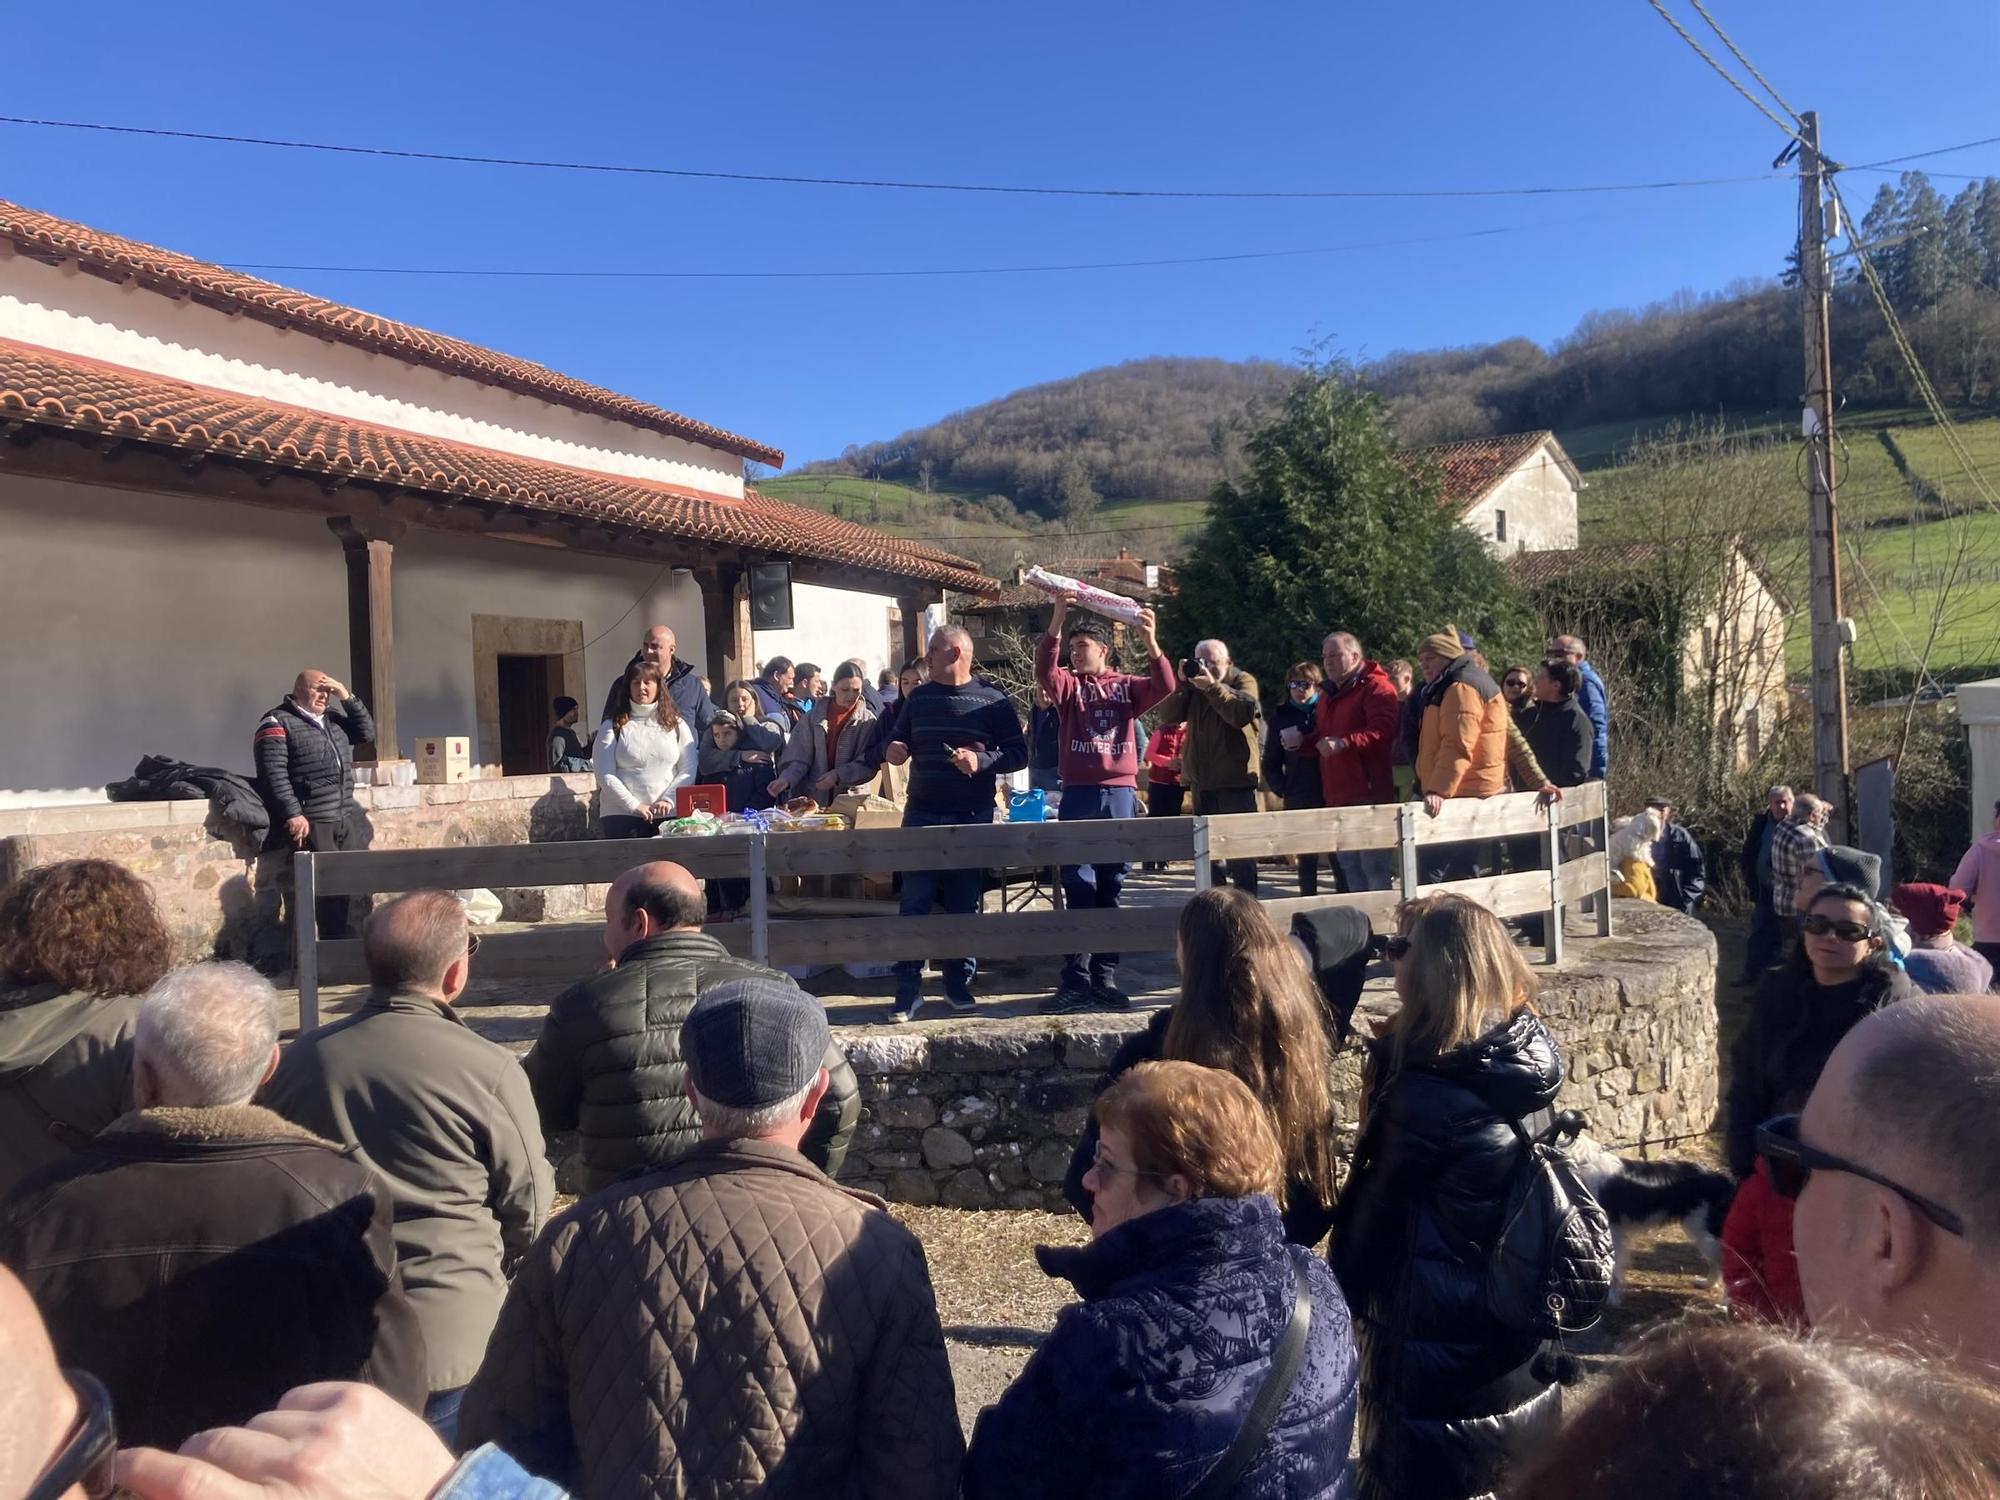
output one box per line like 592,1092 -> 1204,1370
1161,361 -> 1528,685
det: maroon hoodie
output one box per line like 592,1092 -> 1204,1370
1035,633 -> 1176,789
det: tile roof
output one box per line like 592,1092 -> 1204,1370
1506,538 -> 1791,609
1414,430 -> 1579,513
0,199 -> 784,467
0,338 -> 993,595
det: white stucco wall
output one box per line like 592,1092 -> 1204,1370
0,474 -> 706,793
0,248 -> 749,496
1462,445 -> 1579,556
751,582 -> 902,688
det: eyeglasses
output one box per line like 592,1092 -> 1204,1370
1382,935 -> 1412,960
1755,1115 -> 1965,1236
1504,678 -> 1530,690
1090,1143 -> 1167,1182
1287,679 -> 1316,689
27,1370 -> 117,1500
465,932 -> 481,960
1801,913 -> 1872,943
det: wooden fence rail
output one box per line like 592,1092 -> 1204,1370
296,783 -> 1612,1028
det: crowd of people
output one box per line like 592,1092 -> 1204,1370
11,602 -> 1975,1497
4,818 -> 1999,1497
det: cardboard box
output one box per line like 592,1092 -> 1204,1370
412,736 -> 471,785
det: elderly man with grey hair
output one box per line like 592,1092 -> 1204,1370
266,890 -> 553,1444
1156,636 -> 1264,891
463,974 -> 962,1500
0,962 -> 424,1449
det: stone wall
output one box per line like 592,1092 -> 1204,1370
0,774 -> 599,965
831,901 -> 1720,1209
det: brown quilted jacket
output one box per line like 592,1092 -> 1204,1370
459,1137 -> 963,1500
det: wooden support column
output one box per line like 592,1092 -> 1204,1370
898,592 -> 933,663
327,516 -> 405,761
701,564 -> 752,686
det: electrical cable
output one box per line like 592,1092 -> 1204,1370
214,214 -> 1622,283
0,112 -> 1789,200
1686,0 -> 1803,124
1641,0 -> 1806,145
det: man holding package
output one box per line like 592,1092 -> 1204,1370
1036,592 -> 1174,1013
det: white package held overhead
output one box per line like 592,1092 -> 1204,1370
1022,566 -> 1146,625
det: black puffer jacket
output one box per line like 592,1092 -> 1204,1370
1331,1011 -> 1567,1500
1724,954 -> 1911,1178
252,697 -> 375,826
1263,696 -> 1327,810
521,932 -> 860,1192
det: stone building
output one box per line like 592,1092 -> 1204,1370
1422,429 -> 1583,557
0,198 -> 994,800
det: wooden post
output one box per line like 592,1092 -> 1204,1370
328,517 -> 404,761
898,594 -> 928,663
1192,816 -> 1213,889
294,849 -> 320,1033
1543,798 -> 1565,966
748,833 -> 769,966
1596,799 -> 1614,937
1396,803 -> 1421,897
701,565 -> 751,687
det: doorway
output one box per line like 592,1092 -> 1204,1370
497,653 -> 558,775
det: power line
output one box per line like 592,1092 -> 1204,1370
1641,0 -> 1806,144
1686,0 -> 1802,124
0,113 -> 1787,200
217,215 -> 1621,283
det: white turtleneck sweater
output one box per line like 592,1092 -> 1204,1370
592,702 -> 699,817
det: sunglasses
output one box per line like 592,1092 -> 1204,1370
1755,1115 -> 1964,1236
1801,913 -> 1872,943
1382,935 -> 1412,960
27,1370 -> 117,1500
1504,678 -> 1530,689
1287,680 -> 1316,689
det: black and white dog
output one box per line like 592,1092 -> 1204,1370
1569,1135 -> 1736,1303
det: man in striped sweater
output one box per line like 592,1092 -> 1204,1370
880,628 -> 1028,1023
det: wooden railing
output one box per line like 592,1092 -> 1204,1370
294,783 -> 1612,1028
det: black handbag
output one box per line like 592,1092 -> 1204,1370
1183,1253 -> 1315,1500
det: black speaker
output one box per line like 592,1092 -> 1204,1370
750,562 -> 794,632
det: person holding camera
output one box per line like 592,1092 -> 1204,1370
1155,638 -> 1264,892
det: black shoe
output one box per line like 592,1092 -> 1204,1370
1039,984 -> 1097,1015
944,988 -> 978,1013
890,995 -> 925,1024
1090,982 -> 1133,1011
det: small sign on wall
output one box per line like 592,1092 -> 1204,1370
414,736 -> 471,785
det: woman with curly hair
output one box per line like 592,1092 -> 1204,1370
0,858 -> 176,1195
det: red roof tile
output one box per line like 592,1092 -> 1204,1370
1415,431 -> 1578,513
0,199 -> 784,467
0,339 -> 992,595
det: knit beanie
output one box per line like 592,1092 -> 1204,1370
1890,882 -> 1967,939
1421,625 -> 1466,660
1816,844 -> 1883,899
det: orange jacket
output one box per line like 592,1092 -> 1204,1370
1416,660 -> 1509,799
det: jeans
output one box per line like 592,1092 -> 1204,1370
894,804 -> 994,1006
1147,783 -> 1185,819
1193,786 -> 1260,893
1742,886 -> 1785,980
425,1386 -> 467,1448
1336,848 -> 1395,893
1057,785 -> 1138,990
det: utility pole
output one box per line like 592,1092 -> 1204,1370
1797,110 -> 1853,843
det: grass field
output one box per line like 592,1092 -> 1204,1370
1571,409 -> 2000,683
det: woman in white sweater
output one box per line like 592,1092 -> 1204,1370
593,661 -> 699,838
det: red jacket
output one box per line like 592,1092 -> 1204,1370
1721,1162 -> 1807,1328
1312,661 -> 1400,808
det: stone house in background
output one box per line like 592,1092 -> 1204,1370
1421,429 -> 1583,556
1510,538 -> 1792,767
0,198 -> 994,800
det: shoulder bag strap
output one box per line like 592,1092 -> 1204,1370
1183,1252 -> 1315,1500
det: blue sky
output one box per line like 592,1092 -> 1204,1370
6,1 -> 1995,469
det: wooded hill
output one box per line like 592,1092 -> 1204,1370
791,170 -> 2000,511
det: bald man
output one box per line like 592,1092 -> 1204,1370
1788,995 -> 2000,1373
0,1266 -> 105,1500
522,862 -> 859,1192
600,624 -> 716,736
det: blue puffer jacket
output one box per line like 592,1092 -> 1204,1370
963,1194 -> 1357,1500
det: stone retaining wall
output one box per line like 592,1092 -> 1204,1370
0,775 -> 598,964
829,901 -> 1719,1209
